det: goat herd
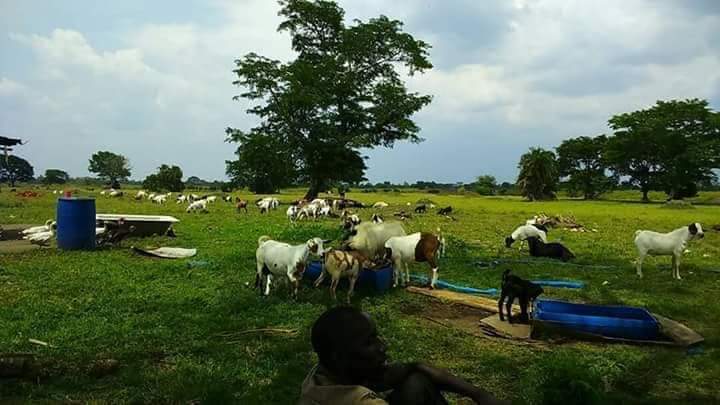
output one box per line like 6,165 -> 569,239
92,189 -> 710,315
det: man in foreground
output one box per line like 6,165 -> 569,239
299,306 -> 507,405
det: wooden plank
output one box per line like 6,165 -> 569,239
406,286 -> 520,315
652,314 -> 704,347
480,315 -> 532,339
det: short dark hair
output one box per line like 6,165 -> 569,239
311,306 -> 371,367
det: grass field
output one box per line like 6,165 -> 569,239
1,187 -> 719,404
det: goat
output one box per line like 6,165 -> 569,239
505,224 -> 548,248
206,196 -> 217,203
186,199 -> 208,213
152,194 -> 167,204
384,230 -> 444,288
526,237 -> 574,261
372,201 -> 389,209
135,191 -> 147,200
236,199 -> 248,213
255,236 -> 327,298
437,206 -> 452,215
371,213 -> 384,224
314,249 -> 373,303
343,221 -> 406,262
635,223 -> 704,280
414,204 -> 427,214
286,205 -> 299,222
224,195 -> 233,202
498,269 -> 543,324
176,195 -> 188,204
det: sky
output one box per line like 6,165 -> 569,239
1,0 -> 719,184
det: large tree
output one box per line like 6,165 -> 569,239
227,0 -> 432,199
143,165 -> 185,192
88,151 -> 131,188
43,169 -> 70,185
517,148 -> 558,201
474,175 -> 497,196
606,99 -> 720,200
556,135 -> 616,199
0,155 -> 34,187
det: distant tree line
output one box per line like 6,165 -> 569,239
516,99 -> 720,201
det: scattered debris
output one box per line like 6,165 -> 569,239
132,247 -> 197,259
89,359 -> 119,377
28,338 -> 54,348
530,213 -> 591,232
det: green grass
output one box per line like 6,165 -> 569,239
2,187 -> 719,404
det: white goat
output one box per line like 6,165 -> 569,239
635,223 -> 705,280
344,221 -> 406,262
186,199 -> 208,213
176,195 -> 188,204
152,194 -> 167,204
372,201 -> 389,209
24,229 -> 54,246
255,236 -> 327,298
206,196 -> 217,203
505,224 -> 548,248
286,205 -> 300,223
135,191 -> 147,200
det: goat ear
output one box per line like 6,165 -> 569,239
688,223 -> 698,234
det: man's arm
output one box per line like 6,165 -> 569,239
413,363 -> 508,405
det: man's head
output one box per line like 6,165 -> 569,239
311,306 -> 388,383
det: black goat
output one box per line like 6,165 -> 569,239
437,206 -> 452,215
414,204 -> 427,213
526,236 -> 575,262
498,269 -> 543,324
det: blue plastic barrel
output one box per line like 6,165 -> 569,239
56,197 -> 96,250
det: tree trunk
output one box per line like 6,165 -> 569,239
303,179 -> 324,201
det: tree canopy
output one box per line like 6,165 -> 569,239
227,0 -> 432,198
517,148 -> 558,201
606,99 -> 720,200
474,175 -> 497,196
0,155 -> 34,187
556,135 -> 615,199
43,169 -> 70,185
143,165 -> 185,192
88,151 -> 131,187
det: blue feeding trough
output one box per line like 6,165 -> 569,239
533,299 -> 660,340
305,261 -> 394,292
56,197 -> 96,250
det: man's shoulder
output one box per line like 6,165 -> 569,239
298,365 -> 388,405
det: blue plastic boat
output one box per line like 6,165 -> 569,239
533,299 -> 660,340
305,261 -> 394,292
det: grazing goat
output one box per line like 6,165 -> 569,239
498,269 -> 543,324
342,211 -> 362,231
414,204 -> 427,214
236,199 -> 248,213
206,196 -> 217,203
634,223 -> 704,280
255,236 -> 327,298
437,206 -> 452,215
286,205 -> 299,222
526,237 -> 574,261
176,195 -> 188,204
372,201 -> 389,209
186,199 -> 208,213
224,195 -> 233,202
505,224 -> 548,248
152,195 -> 167,204
135,191 -> 147,200
371,213 -> 384,224
314,249 -> 374,303
384,230 -> 444,288
343,221 -> 406,262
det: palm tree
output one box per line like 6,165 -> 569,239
517,147 -> 558,201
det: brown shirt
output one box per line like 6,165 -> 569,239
298,365 -> 389,405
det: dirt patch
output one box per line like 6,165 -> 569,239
0,240 -> 41,254
402,299 -> 493,336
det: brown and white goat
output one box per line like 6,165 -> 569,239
384,230 -> 445,288
314,249 -> 374,303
